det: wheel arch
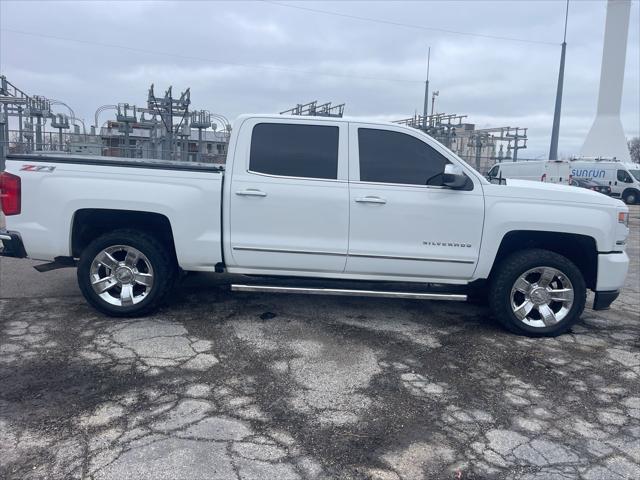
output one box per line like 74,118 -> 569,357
71,208 -> 177,264
489,230 -> 598,290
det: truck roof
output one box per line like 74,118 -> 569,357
235,113 -> 400,127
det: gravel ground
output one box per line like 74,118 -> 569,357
1,206 -> 638,480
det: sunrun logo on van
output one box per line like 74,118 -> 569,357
572,168 -> 605,179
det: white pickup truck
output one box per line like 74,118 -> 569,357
0,114 -> 630,336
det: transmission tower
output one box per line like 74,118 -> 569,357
146,84 -> 191,160
281,100 -> 345,118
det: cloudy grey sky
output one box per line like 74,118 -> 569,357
1,0 -> 638,158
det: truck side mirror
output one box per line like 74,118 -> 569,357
443,164 -> 468,189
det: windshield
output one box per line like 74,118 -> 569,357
629,169 -> 640,182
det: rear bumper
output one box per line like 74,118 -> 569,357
596,252 -> 629,291
593,290 -> 620,311
0,230 -> 27,258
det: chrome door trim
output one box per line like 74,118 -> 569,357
246,169 -> 347,184
233,246 -> 345,256
349,252 -> 475,264
351,180 -> 453,190
231,284 -> 467,301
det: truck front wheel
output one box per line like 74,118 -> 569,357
77,229 -> 176,317
489,249 -> 586,337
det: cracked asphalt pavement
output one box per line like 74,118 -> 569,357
1,206 -> 639,479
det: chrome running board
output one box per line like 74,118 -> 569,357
231,284 -> 467,301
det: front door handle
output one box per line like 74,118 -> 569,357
355,196 -> 386,204
236,189 -> 267,197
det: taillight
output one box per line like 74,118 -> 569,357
0,172 -> 21,215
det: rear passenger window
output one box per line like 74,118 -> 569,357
358,128 -> 449,185
250,123 -> 339,179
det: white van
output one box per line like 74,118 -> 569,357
486,160 -> 571,185
570,159 -> 640,204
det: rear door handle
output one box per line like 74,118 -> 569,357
236,189 -> 267,197
355,196 -> 386,204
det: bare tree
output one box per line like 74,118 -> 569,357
629,137 -> 640,164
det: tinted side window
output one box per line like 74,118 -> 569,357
488,165 -> 499,177
617,170 -> 632,183
358,128 -> 449,185
250,123 -> 338,179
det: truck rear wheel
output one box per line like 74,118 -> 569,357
489,249 -> 586,337
77,229 -> 176,317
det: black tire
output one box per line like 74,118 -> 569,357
622,189 -> 638,205
488,249 -> 586,337
77,229 -> 177,317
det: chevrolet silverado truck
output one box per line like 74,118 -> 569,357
0,114 -> 630,336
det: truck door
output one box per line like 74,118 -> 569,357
617,169 -> 634,185
227,118 -> 349,273
608,167 -> 629,197
345,123 -> 484,280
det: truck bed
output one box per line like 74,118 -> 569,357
4,153 -> 224,271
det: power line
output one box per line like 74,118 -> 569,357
0,28 -> 424,84
264,0 -> 558,47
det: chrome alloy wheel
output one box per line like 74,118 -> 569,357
90,245 -> 154,307
510,266 -> 574,328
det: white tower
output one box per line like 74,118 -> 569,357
581,0 -> 631,161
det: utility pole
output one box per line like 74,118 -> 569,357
116,104 -> 137,158
190,110 -> 212,163
423,47 -> 431,121
431,91 -> 439,116
0,108 -> 6,167
507,127 -> 528,161
549,0 -> 569,160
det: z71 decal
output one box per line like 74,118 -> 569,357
20,164 -> 56,172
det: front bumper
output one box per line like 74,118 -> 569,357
596,251 -> 629,291
0,230 -> 27,258
592,251 -> 628,311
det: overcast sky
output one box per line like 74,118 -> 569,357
1,0 -> 638,158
